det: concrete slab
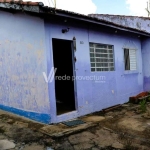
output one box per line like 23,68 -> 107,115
23,143 -> 44,150
40,116 -> 106,138
40,122 -> 97,138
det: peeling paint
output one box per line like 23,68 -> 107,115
45,20 -> 143,123
0,11 -> 50,123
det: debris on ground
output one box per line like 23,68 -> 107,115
0,99 -> 150,149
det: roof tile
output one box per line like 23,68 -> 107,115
0,0 -> 40,6
0,0 -> 150,36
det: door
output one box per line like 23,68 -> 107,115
52,38 -> 76,115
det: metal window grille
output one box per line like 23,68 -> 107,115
89,43 -> 114,72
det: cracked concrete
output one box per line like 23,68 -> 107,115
0,103 -> 150,149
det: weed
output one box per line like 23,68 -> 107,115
147,96 -> 150,102
139,99 -> 147,113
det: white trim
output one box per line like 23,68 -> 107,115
89,43 -> 115,72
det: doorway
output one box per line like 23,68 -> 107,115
52,39 -> 76,115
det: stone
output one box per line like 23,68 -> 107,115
93,129 -> 118,148
0,134 -> 6,140
92,148 -> 99,150
68,131 -> 95,145
74,143 -> 93,150
53,144 -> 61,149
46,147 -> 54,150
112,142 -> 124,149
22,143 -> 44,150
43,138 -> 54,146
0,139 -> 15,150
61,141 -> 73,150
105,116 -> 113,119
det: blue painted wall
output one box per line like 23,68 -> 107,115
0,11 -> 51,123
45,20 -> 143,123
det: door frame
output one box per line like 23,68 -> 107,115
52,38 -> 78,116
71,42 -> 78,112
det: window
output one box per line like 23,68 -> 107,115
89,43 -> 114,72
124,49 -> 137,71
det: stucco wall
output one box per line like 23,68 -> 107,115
0,11 -> 50,123
142,38 -> 150,91
0,11 -> 145,124
89,14 -> 150,93
45,20 -> 143,123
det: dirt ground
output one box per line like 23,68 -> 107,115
0,102 -> 150,150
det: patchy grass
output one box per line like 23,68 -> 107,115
139,99 -> 147,113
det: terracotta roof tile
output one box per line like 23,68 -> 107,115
0,0 -> 150,36
0,0 -> 41,6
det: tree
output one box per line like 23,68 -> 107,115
146,1 -> 150,17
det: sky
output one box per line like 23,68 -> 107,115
32,0 -> 150,17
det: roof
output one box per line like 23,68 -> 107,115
0,0 -> 44,6
0,0 -> 42,6
89,14 -> 150,19
0,0 -> 150,37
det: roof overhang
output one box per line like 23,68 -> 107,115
0,2 -> 150,37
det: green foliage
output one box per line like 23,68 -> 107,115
139,99 -> 147,113
147,97 -> 150,101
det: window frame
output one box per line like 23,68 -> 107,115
123,48 -> 138,74
89,42 -> 115,72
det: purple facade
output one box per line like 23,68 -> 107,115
0,8 -> 149,123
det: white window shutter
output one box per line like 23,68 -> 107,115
129,49 -> 137,70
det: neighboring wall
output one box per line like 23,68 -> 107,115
89,14 -> 150,33
90,14 -> 150,93
0,11 -> 50,123
45,19 -> 143,123
142,38 -> 150,91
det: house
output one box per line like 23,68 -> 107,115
89,14 -> 150,92
0,1 -> 150,124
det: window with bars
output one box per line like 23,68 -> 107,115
124,49 -> 137,71
89,43 -> 114,72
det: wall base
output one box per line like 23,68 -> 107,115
0,104 -> 51,124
